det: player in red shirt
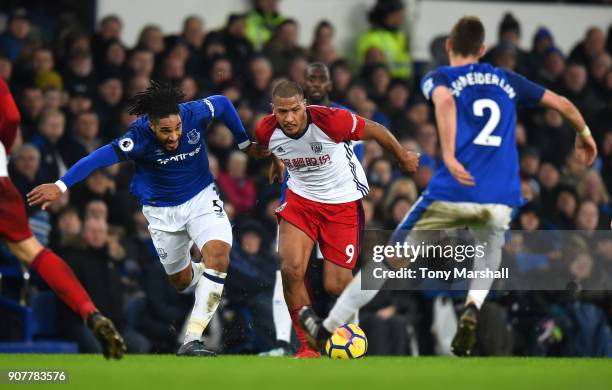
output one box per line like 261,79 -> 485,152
0,77 -> 126,359
256,81 -> 419,357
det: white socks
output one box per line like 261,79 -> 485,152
272,270 -> 292,344
466,290 -> 488,310
187,262 -> 205,289
323,272 -> 378,332
467,229 -> 504,310
183,268 -> 226,344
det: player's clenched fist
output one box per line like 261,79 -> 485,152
574,133 -> 597,166
27,183 -> 62,210
244,142 -> 271,159
397,150 -> 420,173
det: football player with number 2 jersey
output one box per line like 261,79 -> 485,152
298,16 -> 597,358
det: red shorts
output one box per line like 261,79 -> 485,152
277,189 -> 364,269
0,177 -> 33,242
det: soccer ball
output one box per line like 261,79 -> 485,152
325,323 -> 368,359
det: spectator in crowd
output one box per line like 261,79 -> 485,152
8,143 -> 41,200
538,47 -> 566,89
245,0 -> 284,51
62,48 -> 96,96
0,8 -> 32,61
569,27 -> 607,69
218,150 -> 256,214
135,25 -> 166,57
262,19 -> 306,77
127,48 -> 155,79
167,15 -> 206,74
559,62 -> 604,122
58,217 -> 149,353
29,109 -> 69,183
72,111 -> 102,158
483,12 -> 534,77
246,55 -> 274,112
357,0 -> 411,80
139,257 -> 194,353
0,54 -> 12,81
1,4 -> 610,357
18,86 -> 44,140
91,15 -> 123,65
225,220 -> 277,351
94,75 -> 124,139
221,14 -> 256,80
309,21 -> 338,66
360,291 -> 414,355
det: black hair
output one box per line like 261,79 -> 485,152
126,80 -> 184,121
272,80 -> 304,99
305,61 -> 330,76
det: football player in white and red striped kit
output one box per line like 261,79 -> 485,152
256,81 -> 419,357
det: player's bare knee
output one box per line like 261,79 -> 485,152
206,255 -> 229,272
280,260 -> 305,285
323,278 -> 344,297
324,272 -> 352,297
202,241 -> 230,272
7,237 -> 43,265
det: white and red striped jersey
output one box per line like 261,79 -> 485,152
256,106 -> 369,204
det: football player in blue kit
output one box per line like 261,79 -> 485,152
28,81 -> 269,356
299,16 -> 597,357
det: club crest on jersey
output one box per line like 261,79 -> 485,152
310,142 -> 323,154
156,247 -> 168,259
187,129 -> 200,145
119,138 -> 134,152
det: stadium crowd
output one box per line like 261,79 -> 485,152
0,0 -> 611,357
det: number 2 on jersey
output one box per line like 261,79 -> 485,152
472,99 -> 501,147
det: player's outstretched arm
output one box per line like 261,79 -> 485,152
27,144 -> 120,210
244,142 -> 271,159
204,95 -> 270,159
361,118 -> 420,173
431,86 -> 475,186
539,90 -> 597,166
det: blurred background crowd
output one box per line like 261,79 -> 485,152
0,0 -> 611,357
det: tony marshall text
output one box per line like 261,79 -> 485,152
373,267 -> 509,280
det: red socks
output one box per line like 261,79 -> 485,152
30,248 -> 97,320
289,307 -> 311,350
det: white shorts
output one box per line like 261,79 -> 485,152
393,197 -> 513,251
142,183 -> 232,275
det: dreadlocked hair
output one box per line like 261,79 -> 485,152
126,80 -> 185,122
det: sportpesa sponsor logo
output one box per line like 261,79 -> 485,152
157,145 -> 201,164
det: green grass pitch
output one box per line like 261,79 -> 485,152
1,354 -> 611,390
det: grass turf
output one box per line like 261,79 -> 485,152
0,354 -> 611,390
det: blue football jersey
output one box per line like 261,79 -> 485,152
111,96 -> 249,207
420,63 -> 545,206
